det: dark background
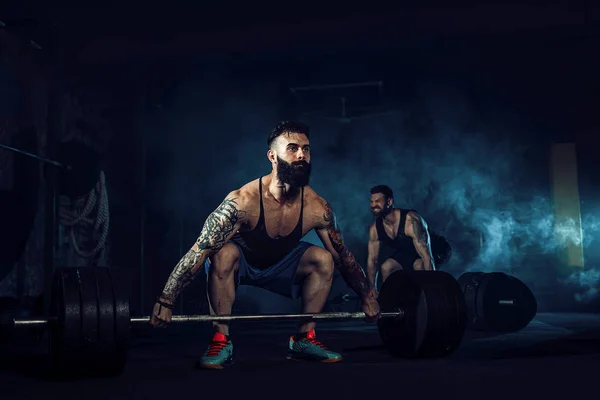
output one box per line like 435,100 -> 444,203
1,1 -> 599,316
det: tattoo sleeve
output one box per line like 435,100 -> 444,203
323,203 -> 372,298
159,197 -> 245,303
410,214 -> 435,270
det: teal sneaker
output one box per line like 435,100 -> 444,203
286,329 -> 343,363
196,332 -> 234,370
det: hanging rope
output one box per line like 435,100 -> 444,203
59,170 -> 110,259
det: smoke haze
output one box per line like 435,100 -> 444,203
138,70 -> 600,306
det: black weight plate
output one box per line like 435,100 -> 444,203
378,271 -> 423,357
458,272 -> 537,332
77,268 -> 101,376
0,310 -> 16,341
97,267 -> 128,376
378,270 -> 467,358
50,267 -> 82,376
412,271 -> 467,358
93,267 -> 116,374
481,273 -> 537,332
49,267 -> 129,378
108,268 -> 130,375
458,272 -> 484,329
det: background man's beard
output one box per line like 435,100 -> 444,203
276,156 -> 311,187
372,205 -> 391,217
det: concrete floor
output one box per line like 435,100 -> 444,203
1,312 -> 599,400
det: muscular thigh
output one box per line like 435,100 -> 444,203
207,242 -> 241,274
294,246 -> 334,281
380,257 -> 404,282
412,258 -> 424,270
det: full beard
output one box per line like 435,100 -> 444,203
372,206 -> 391,218
276,156 -> 311,187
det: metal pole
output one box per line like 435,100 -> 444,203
130,311 -> 403,323
11,310 -> 404,328
0,143 -> 65,168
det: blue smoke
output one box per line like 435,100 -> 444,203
140,72 -> 600,305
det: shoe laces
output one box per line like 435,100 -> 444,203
304,337 -> 327,349
206,340 -> 228,356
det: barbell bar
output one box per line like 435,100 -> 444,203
337,293 -> 517,306
0,142 -> 68,169
11,310 -> 404,328
0,140 -> 102,198
0,267 -> 468,378
8,295 -> 521,328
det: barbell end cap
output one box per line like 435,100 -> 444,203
12,318 -> 51,328
395,308 -> 405,320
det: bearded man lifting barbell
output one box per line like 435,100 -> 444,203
150,121 -> 380,369
367,185 -> 451,291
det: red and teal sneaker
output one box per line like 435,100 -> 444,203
196,332 -> 234,370
286,329 -> 343,363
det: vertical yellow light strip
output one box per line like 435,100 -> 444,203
549,143 -> 584,270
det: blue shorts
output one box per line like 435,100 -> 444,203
204,241 -> 314,299
388,248 -> 420,270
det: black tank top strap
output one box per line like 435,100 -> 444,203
298,186 -> 304,227
258,177 -> 265,223
375,217 -> 384,238
375,217 -> 393,246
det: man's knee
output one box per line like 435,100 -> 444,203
381,259 -> 402,279
208,242 -> 240,277
301,246 -> 334,279
413,258 -> 424,270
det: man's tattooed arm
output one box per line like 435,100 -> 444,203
158,194 -> 247,304
315,201 -> 374,299
406,211 -> 435,271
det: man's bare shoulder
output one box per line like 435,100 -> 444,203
368,221 -> 378,236
303,186 -> 328,210
405,209 -> 425,223
302,187 -> 335,228
237,179 -> 260,199
220,179 -> 260,212
300,185 -> 317,201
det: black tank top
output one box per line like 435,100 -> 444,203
375,209 -> 415,251
231,178 -> 304,269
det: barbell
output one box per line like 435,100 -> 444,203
1,267 -> 468,378
458,271 -> 537,333
332,271 -> 537,333
0,139 -> 101,198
